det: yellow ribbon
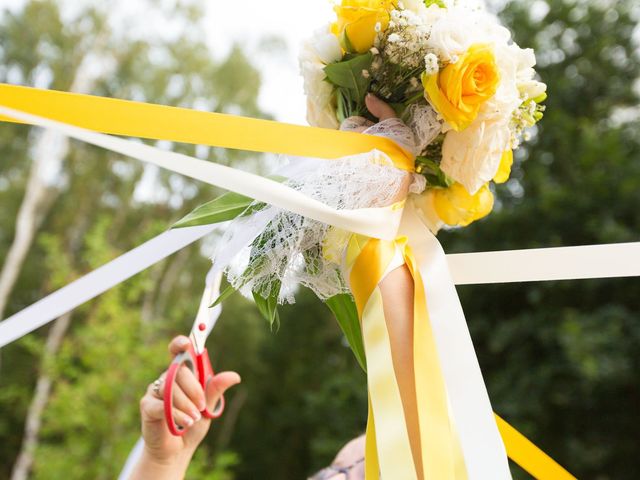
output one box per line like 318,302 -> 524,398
0,83 -> 415,171
349,235 -> 464,479
0,83 -> 577,479
496,414 -> 577,480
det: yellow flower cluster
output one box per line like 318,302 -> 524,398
493,149 -> 513,184
428,182 -> 494,228
331,0 -> 396,53
422,43 -> 500,132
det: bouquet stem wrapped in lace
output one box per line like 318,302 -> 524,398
213,118 -> 424,306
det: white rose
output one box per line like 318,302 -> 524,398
401,0 -> 439,19
508,46 -> 547,100
427,8 -> 509,62
306,97 -> 340,129
299,26 -> 342,65
427,13 -> 473,61
519,80 -> 547,100
300,60 -> 339,129
440,118 -> 511,194
475,43 -> 524,125
299,25 -> 342,129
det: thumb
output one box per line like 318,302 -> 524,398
205,371 -> 241,411
365,93 -> 397,121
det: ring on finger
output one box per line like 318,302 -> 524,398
152,378 -> 163,399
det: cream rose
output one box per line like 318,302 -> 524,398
299,27 -> 342,129
440,118 -> 511,194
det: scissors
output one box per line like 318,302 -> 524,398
164,269 -> 225,436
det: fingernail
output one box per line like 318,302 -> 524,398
184,417 -> 194,427
178,337 -> 190,347
191,409 -> 202,421
198,400 -> 206,411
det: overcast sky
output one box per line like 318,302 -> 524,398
205,0 -> 334,124
0,0 -> 335,125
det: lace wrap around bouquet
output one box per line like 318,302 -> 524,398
174,0 -> 548,478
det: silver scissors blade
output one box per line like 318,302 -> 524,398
190,267 -> 223,353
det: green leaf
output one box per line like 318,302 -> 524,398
324,52 -> 373,101
415,156 -> 453,188
325,294 -> 367,372
172,191 -> 253,228
172,176 -> 286,228
253,280 -> 281,331
341,29 -> 356,54
210,283 -> 237,307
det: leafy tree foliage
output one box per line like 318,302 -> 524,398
1,0 -> 638,479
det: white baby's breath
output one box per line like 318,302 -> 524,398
424,52 -> 439,75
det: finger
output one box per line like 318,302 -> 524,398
141,395 -> 195,428
205,371 -> 241,411
176,364 -> 206,411
170,380 -> 203,422
365,93 -> 397,121
168,335 -> 191,356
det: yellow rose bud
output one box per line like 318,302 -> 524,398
422,44 -> 500,132
493,149 -> 513,184
432,182 -> 494,227
331,0 -> 395,54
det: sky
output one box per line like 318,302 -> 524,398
0,0 -> 335,125
204,0 -> 334,124
3,0 -> 637,124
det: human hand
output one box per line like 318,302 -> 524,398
133,336 -> 241,477
340,94 -> 398,133
365,93 -> 397,121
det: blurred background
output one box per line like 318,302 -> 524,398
0,0 -> 638,478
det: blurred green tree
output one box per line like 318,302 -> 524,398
0,0 -> 638,479
0,1 -> 266,479
440,0 -> 640,478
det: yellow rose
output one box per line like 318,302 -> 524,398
331,0 -> 395,54
431,182 -> 494,227
493,149 -> 513,184
422,44 -> 500,132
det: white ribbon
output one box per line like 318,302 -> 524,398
0,225 -> 215,348
0,106 -> 402,241
449,242 -> 640,285
401,205 -> 512,479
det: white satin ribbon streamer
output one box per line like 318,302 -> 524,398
0,106 -> 402,241
449,242 -> 640,285
400,204 -> 512,480
0,225 -> 215,348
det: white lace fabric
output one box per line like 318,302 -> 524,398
212,117 -> 428,304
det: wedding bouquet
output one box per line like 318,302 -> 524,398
300,0 -> 547,232
173,0 -> 547,369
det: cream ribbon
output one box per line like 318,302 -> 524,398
400,205 -> 512,479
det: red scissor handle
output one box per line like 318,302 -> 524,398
164,344 -> 225,436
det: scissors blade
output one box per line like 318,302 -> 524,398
190,267 -> 223,353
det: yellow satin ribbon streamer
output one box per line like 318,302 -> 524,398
403,239 -> 464,480
349,235 -> 464,479
0,83 -> 577,479
365,396 -> 380,480
495,414 -> 577,480
0,83 -> 415,171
